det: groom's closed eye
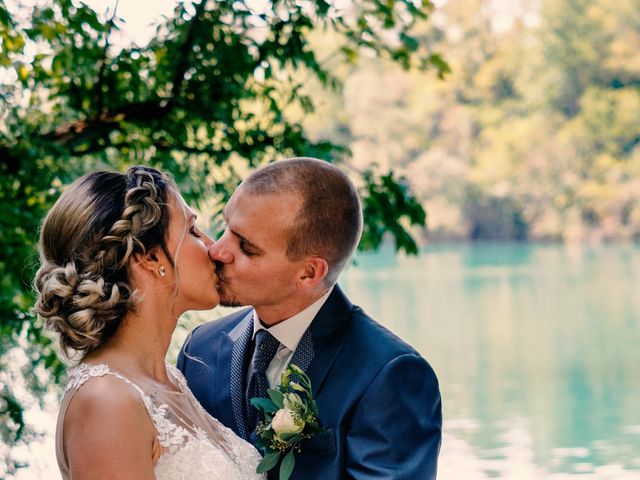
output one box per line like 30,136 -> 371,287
239,239 -> 258,256
222,223 -> 263,257
233,233 -> 261,257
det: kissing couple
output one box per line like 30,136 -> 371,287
35,158 -> 442,479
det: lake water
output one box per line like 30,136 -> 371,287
340,243 -> 640,479
12,244 -> 640,479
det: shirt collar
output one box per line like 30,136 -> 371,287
252,286 -> 334,352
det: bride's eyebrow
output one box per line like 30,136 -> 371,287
185,211 -> 197,226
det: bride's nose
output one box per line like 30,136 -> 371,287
202,232 -> 214,246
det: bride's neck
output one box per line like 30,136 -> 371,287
85,307 -> 178,385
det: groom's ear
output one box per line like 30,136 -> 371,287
298,256 -> 329,287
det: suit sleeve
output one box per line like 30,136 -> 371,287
176,340 -> 186,372
345,353 -> 442,480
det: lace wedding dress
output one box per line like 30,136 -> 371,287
55,363 -> 265,480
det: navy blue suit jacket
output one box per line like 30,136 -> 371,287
177,286 -> 442,479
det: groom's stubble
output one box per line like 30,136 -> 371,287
213,261 -> 244,308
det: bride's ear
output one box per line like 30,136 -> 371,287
130,247 -> 166,280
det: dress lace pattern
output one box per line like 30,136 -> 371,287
64,363 -> 265,480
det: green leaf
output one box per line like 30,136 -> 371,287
280,449 -> 295,480
251,397 -> 277,413
278,432 -> 302,443
256,452 -> 280,473
288,364 -> 305,376
267,388 -> 285,409
309,399 -> 319,416
400,33 -> 419,52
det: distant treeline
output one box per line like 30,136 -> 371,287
306,0 -> 640,243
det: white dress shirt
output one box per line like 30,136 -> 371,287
250,286 -> 333,388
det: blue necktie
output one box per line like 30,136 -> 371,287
246,329 -> 280,440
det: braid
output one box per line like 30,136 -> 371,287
93,169 -> 163,272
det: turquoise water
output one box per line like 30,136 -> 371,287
340,244 -> 640,478
13,243 -> 640,479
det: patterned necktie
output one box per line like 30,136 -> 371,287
246,329 -> 280,439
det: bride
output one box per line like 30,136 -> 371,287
34,166 -> 264,479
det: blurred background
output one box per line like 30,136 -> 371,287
1,0 -> 639,478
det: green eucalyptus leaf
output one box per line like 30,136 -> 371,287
256,452 -> 280,473
268,388 -> 285,409
251,397 -> 277,413
279,449 -> 296,480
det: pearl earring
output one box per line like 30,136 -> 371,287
159,266 -> 166,277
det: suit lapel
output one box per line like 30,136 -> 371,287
290,329 -> 314,371
211,333 -> 234,431
295,286 -> 353,397
221,310 -> 254,440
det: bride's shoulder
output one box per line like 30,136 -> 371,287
67,371 -> 144,417
60,367 -> 157,477
62,367 -> 155,459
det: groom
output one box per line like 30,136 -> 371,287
178,158 -> 442,479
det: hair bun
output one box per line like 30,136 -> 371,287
35,260 -> 132,357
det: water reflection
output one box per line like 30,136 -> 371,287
13,244 -> 640,479
340,244 -> 640,478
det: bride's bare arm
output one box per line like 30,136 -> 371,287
63,375 -> 157,480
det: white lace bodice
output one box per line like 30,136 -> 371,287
57,363 -> 265,480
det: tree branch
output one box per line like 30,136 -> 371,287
42,0 -> 209,149
41,98 -> 165,147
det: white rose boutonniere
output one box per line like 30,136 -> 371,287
272,408 -> 305,436
251,364 -> 326,480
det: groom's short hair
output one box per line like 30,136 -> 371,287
242,157 -> 363,285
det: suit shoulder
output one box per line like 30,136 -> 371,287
186,307 -> 252,348
348,305 -> 420,358
340,305 -> 440,383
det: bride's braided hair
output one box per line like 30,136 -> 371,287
34,166 -> 176,359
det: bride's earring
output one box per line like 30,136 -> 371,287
158,266 -> 166,277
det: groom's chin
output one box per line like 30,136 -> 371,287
218,296 -> 244,308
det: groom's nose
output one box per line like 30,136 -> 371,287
208,234 -> 233,264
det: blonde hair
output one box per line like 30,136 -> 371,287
34,166 -> 176,359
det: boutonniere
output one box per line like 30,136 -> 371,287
251,364 -> 326,480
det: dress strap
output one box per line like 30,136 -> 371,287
66,363 -> 146,398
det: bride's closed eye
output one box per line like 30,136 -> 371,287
190,225 -> 202,238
